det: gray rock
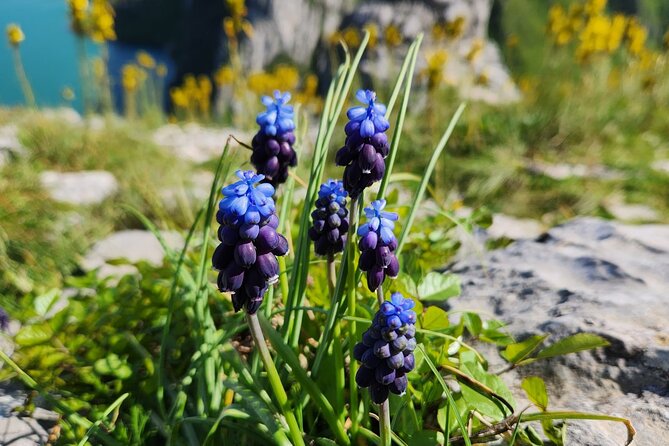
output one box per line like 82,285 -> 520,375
82,230 -> 184,278
447,217 -> 669,445
0,124 -> 27,166
652,159 -> 669,175
527,161 -> 624,180
41,107 -> 83,126
40,170 -> 119,205
152,123 -> 252,163
0,386 -> 59,446
487,213 -> 544,240
604,194 -> 660,222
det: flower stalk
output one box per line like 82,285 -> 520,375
246,313 -> 305,446
346,196 -> 360,435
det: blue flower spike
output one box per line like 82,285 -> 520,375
251,90 -> 297,186
213,169 -> 289,314
336,89 -> 391,199
357,199 -> 400,292
353,292 -> 417,404
309,179 -> 350,256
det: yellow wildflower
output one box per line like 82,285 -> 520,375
136,51 -> 156,69
384,24 -> 402,47
466,39 -> 484,62
170,87 -> 188,109
444,16 -> 465,39
585,0 -> 607,17
421,50 -> 448,91
67,0 -> 88,35
342,27 -> 361,49
215,66 -> 234,86
61,87 -> 76,102
626,19 -> 647,57
363,22 -> 379,49
122,64 -> 140,92
89,0 -> 116,43
156,64 -> 168,77
6,24 -> 24,47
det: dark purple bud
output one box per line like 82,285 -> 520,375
370,153 -> 385,181
284,132 -> 296,145
234,240 -> 256,268
353,342 -> 368,361
256,253 -> 279,283
362,330 -> 378,347
355,365 -> 374,388
375,364 -> 396,386
327,213 -> 341,228
239,223 -> 260,240
392,335 -> 408,353
264,157 -> 280,178
288,151 -> 297,167
313,219 -> 326,233
314,236 -> 328,255
359,249 -> 375,271
244,267 -> 268,300
362,349 -> 382,369
333,237 -> 345,253
373,340 -> 391,358
279,141 -> 293,158
335,146 -> 353,166
212,243 -> 233,270
386,238 -> 398,251
387,315 -> 402,330
326,228 -> 340,243
267,214 -> 279,229
400,353 -> 415,372
308,227 -> 320,241
386,255 -> 400,278
405,337 -> 417,352
345,163 -> 362,187
381,327 -> 398,341
266,139 -> 280,156
370,383 -> 390,404
231,289 -> 247,312
367,265 -> 385,291
375,246 -> 392,268
256,225 -> 279,253
218,263 -> 245,292
219,225 -> 239,245
345,119 -> 360,136
272,234 -> 289,256
312,209 -> 327,220
216,210 -> 225,224
371,132 -> 388,150
386,352 -> 405,370
405,325 -> 416,338
389,374 -> 408,395
328,201 -> 340,213
358,144 -> 377,174
246,294 -> 264,314
359,231 -> 378,251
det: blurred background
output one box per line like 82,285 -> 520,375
2,0 -> 669,322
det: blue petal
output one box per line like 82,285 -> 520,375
391,293 -> 403,305
265,125 -> 277,136
244,208 -> 260,224
360,119 -> 375,138
355,89 -> 369,104
261,96 -> 273,106
222,182 -> 248,196
373,199 -> 386,210
357,224 -> 370,237
374,103 -> 387,116
380,218 -> 395,229
380,226 -> 395,244
380,211 -> 398,220
380,302 -> 395,316
347,106 -> 367,121
369,217 -> 380,231
281,91 -> 291,103
373,115 -> 390,132
230,196 -> 249,216
255,183 -> 275,197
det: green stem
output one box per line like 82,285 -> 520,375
246,313 -> 305,446
346,197 -> 360,436
11,47 -> 35,107
379,400 -> 391,446
328,253 -> 346,419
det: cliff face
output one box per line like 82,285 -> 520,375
242,0 -> 519,103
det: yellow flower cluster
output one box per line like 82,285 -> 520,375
136,51 -> 156,70
6,24 -> 24,47
170,75 -> 213,118
328,24 -> 403,49
224,0 -> 253,39
421,50 -> 448,91
548,0 -> 653,64
122,64 -> 145,93
214,66 -> 235,87
247,64 -> 300,95
66,0 -> 115,42
432,17 -> 466,41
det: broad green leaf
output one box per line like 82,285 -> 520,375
93,354 -> 132,379
462,312 -> 482,337
501,335 -> 547,364
15,325 -> 52,347
408,430 -> 444,446
33,289 -> 60,318
535,333 -> 609,360
417,272 -> 461,301
542,419 -> 567,445
521,376 -> 548,411
421,306 -> 449,331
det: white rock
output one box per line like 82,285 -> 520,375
82,230 -> 184,278
651,159 -> 669,174
528,161 -> 624,180
40,170 -> 119,205
487,213 -> 544,240
41,107 -> 83,126
605,195 -> 659,222
153,123 -> 252,163
0,124 -> 27,166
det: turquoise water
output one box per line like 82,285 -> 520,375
0,0 -> 88,110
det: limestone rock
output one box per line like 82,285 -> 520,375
152,123 -> 252,163
447,217 -> 669,445
40,170 -> 119,206
82,230 -> 184,278
0,124 -> 27,166
487,213 -> 544,240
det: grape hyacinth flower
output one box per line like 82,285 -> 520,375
308,180 -> 350,256
353,293 -> 417,404
335,89 -> 390,199
358,199 -> 399,292
0,307 -> 8,331
212,170 -> 289,314
251,91 -> 297,186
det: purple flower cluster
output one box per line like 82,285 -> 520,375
308,180 -> 349,256
353,293 -> 417,404
335,90 -> 390,199
358,199 -> 399,292
251,91 -> 297,186
212,170 -> 289,314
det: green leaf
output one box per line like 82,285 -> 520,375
520,411 -> 635,445
93,354 -> 132,379
408,430 -> 444,446
417,272 -> 461,302
542,419 -> 566,445
501,335 -> 547,364
462,312 -> 482,337
33,289 -> 60,318
421,306 -> 449,331
15,325 -> 52,347
535,333 -> 610,360
521,376 -> 548,411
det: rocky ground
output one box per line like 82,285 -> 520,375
448,217 -> 669,445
